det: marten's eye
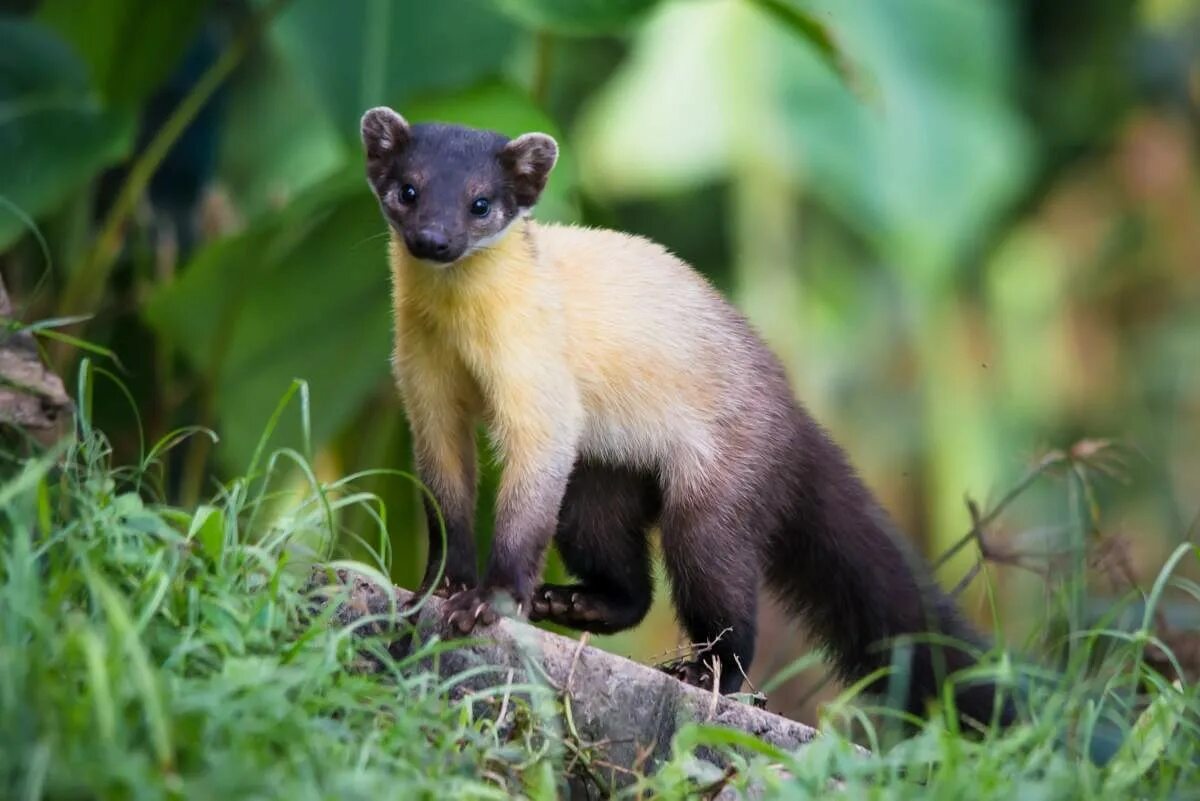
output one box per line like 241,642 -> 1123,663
399,184 -> 418,204
470,197 -> 490,217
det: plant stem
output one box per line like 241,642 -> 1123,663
55,0 -> 294,363
530,30 -> 554,107
933,449 -> 1067,571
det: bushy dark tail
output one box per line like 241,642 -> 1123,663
763,411 -> 1015,726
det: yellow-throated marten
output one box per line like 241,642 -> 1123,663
361,107 -> 1012,724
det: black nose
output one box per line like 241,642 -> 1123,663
409,229 -> 452,261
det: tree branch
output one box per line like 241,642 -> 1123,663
0,276 -> 72,443
309,567 -> 836,789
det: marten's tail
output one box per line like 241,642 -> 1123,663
762,410 -> 1014,726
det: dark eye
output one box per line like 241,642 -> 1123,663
470,197 -> 490,217
399,184 -> 418,204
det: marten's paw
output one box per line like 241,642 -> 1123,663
659,659 -> 716,692
528,584 -> 609,626
443,587 -> 501,634
427,574 -> 473,599
402,575 -> 474,617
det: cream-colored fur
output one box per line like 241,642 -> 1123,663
389,219 -> 759,506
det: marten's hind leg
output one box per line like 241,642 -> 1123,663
660,495 -> 759,695
529,461 -> 660,634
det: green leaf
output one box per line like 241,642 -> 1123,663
488,0 -> 662,35
522,756 -> 559,801
747,0 -> 854,85
82,564 -> 174,769
1105,690 -> 1182,788
271,0 -> 521,138
38,0 -> 208,107
574,1 -> 737,194
577,0 -> 1031,284
0,19 -> 134,251
145,173 -> 391,472
771,0 -> 1032,284
215,40 -> 348,223
188,504 -> 227,563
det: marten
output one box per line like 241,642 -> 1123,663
360,106 -> 1012,725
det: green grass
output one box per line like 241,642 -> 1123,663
2,391 -> 1199,799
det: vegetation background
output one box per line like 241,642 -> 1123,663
2,0 -> 1199,730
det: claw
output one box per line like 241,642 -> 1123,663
659,659 -> 719,691
442,586 -> 507,634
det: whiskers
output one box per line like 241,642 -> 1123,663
349,230 -> 393,251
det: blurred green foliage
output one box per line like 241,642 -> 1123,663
2,0 -> 1199,720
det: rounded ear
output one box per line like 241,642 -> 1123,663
361,107 -> 411,161
500,132 -> 559,209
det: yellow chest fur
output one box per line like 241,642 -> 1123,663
388,220 -> 737,483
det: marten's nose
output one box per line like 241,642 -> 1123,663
409,229 -> 452,261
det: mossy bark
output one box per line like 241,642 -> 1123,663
309,567 -> 836,793
0,277 -> 72,443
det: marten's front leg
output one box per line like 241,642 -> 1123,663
444,441 -> 577,633
396,347 -> 480,599
444,375 -> 581,634
411,431 -> 477,599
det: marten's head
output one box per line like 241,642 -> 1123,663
360,107 -> 558,265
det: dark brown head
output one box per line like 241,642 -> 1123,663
360,107 -> 558,265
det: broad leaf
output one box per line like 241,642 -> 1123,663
215,40 -> 348,222
38,0 -> 208,108
271,0 -> 521,138
489,0 -> 661,35
573,1 -> 737,194
747,0 -> 854,85
145,173 -> 391,472
577,0 -> 1031,284
0,19 -> 134,251
772,0 -> 1031,285
187,504 -> 227,562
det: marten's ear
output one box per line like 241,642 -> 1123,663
500,132 -> 558,210
361,107 -> 410,162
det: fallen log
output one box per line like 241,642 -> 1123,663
0,276 -> 72,444
309,567 -> 838,793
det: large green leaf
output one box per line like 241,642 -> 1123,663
488,0 -> 661,34
772,0 -> 1031,285
38,0 -> 208,107
0,19 -> 134,251
145,173 -> 392,472
577,0 -> 1031,284
146,84 -> 579,472
745,0 -> 853,84
271,0 -> 521,139
215,40 -> 348,223
573,1 -> 737,195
